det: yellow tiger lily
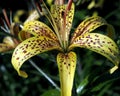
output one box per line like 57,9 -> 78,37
11,1 -> 119,96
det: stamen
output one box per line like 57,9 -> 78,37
54,0 -> 64,5
10,10 -> 13,25
36,0 -> 42,12
19,24 -> 23,29
63,0 -> 73,28
0,26 -> 9,33
67,0 -> 73,10
31,0 -> 42,18
0,18 -> 10,33
2,9 -> 11,28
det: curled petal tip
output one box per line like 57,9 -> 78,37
109,66 -> 118,74
18,70 -> 28,78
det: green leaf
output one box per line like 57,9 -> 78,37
11,36 -> 61,78
77,76 -> 89,94
57,51 -> 77,96
69,33 -> 119,72
41,89 -> 60,96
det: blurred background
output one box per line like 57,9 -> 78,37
0,0 -> 120,96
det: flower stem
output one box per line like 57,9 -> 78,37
28,59 -> 60,91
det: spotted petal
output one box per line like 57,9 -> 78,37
69,33 -> 119,73
51,3 -> 74,40
11,36 -> 61,78
19,21 -> 58,41
57,51 -> 76,96
71,16 -> 115,43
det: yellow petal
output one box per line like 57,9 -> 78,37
24,10 -> 40,24
110,65 -> 118,74
19,21 -> 58,41
3,36 -> 16,48
71,16 -> 114,43
0,43 -> 12,52
69,33 -> 119,68
51,3 -> 74,40
13,10 -> 26,23
57,51 -> 77,96
11,36 -> 61,78
87,0 -> 95,9
0,36 -> 15,52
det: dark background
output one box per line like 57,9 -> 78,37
0,0 -> 120,96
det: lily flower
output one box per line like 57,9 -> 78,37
0,8 -> 41,53
11,0 -> 119,96
0,9 -> 20,52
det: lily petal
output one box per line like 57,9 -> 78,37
51,3 -> 74,39
69,33 -> 119,72
71,16 -> 115,43
57,51 -> 77,96
11,36 -> 61,78
0,43 -> 12,52
19,21 -> 58,41
0,36 -> 16,52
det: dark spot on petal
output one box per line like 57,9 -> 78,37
16,57 -> 19,60
23,50 -> 27,53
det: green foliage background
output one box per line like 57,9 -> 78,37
0,0 -> 120,96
